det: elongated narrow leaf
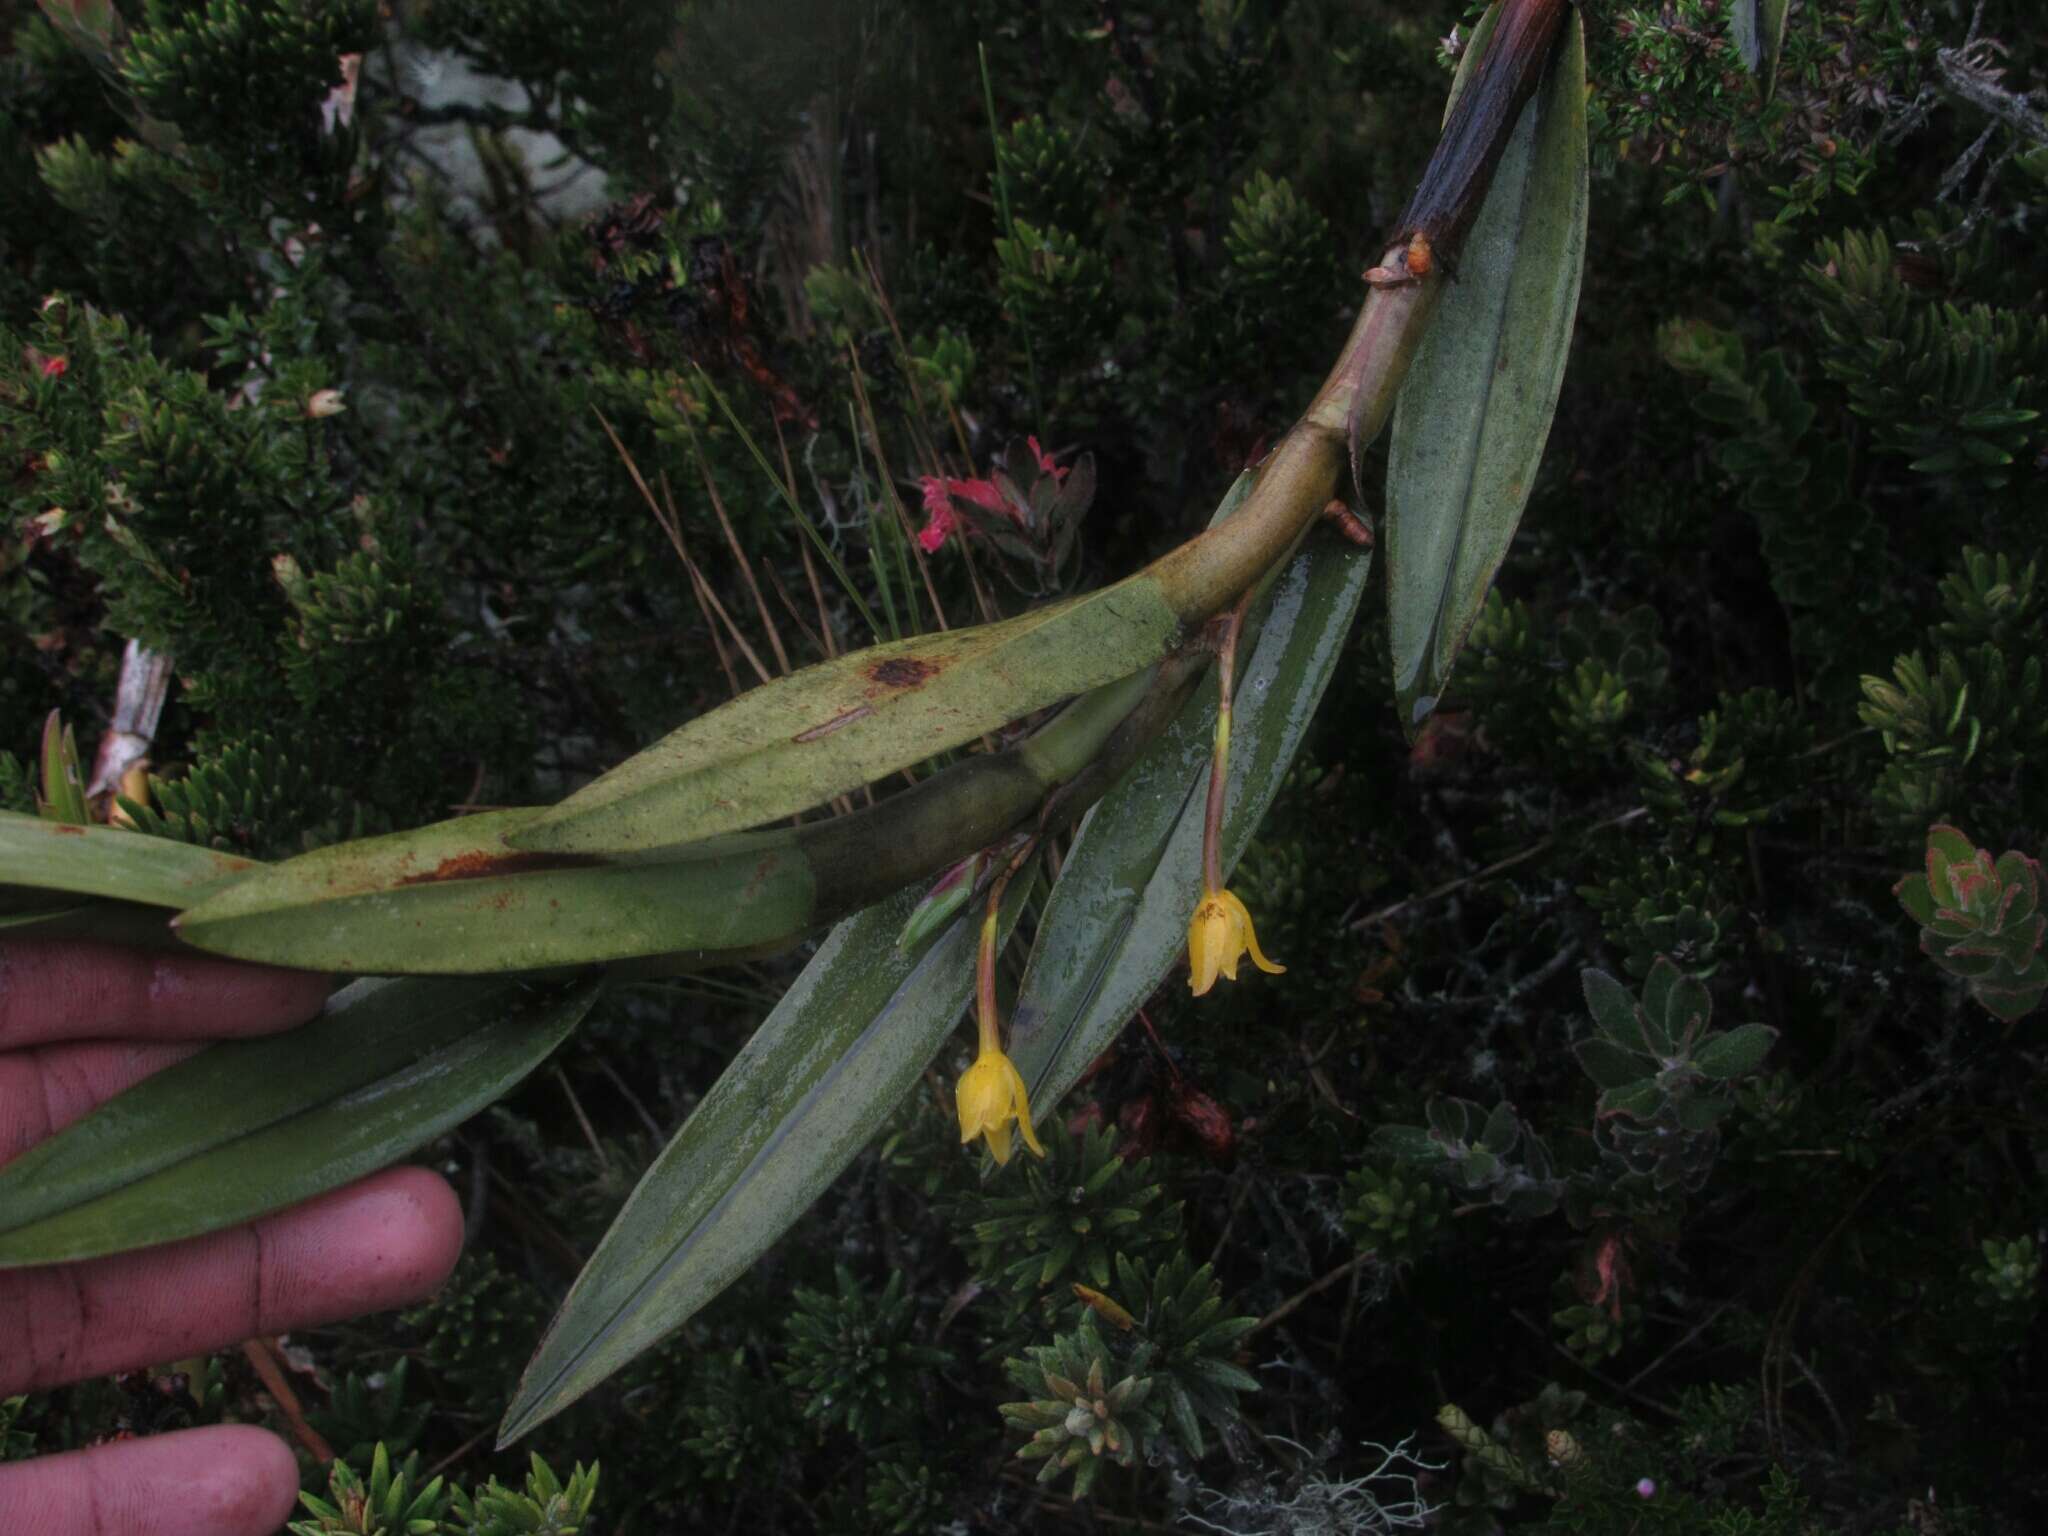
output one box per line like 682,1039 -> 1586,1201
1758,0 -> 1790,101
0,878 -> 90,927
501,885 -> 1024,1443
177,665 -> 1159,974
0,975 -> 599,1266
173,809 -> 817,974
1730,0 -> 1760,71
0,901 -> 89,927
1008,534 -> 1373,1115
39,712 -> 90,824
0,897 -> 201,950
1384,8 -> 1588,733
0,974 -> 489,1233
510,574 -> 1181,855
1730,0 -> 1791,97
0,809 -> 260,909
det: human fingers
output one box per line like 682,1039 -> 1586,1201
0,1423 -> 299,1536
0,1165 -> 462,1395
0,939 -> 330,1051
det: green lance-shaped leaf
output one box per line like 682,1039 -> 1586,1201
509,580 -> 1183,856
1006,531 -> 1373,1118
0,974 -> 599,1266
1731,0 -> 1792,101
172,808 -> 819,974
174,667 -> 1158,975
37,711 -> 89,825
1384,5 -> 1587,735
1762,0 -> 1791,91
0,808 -> 260,910
499,884 -> 1025,1444
0,904 -> 86,928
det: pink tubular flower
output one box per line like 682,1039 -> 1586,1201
949,476 -> 1009,514
916,518 -> 952,554
915,474 -> 1012,552
915,478 -> 959,552
1028,435 -> 1068,483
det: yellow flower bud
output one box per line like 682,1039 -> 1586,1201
1186,887 -> 1284,996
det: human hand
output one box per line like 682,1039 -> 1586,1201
0,939 -> 464,1536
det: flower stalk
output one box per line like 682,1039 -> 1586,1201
1187,590 -> 1284,997
957,839 -> 1048,1164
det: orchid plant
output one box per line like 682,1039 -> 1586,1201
0,0 -> 1609,1448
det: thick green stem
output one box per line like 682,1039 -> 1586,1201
1142,267 -> 1431,621
798,662 -> 1159,918
1147,0 -> 1567,613
1147,419 -> 1346,625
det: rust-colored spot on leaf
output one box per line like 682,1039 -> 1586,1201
793,704 -> 874,743
394,848 -> 603,886
867,656 -> 940,690
741,852 -> 782,902
50,823 -> 85,835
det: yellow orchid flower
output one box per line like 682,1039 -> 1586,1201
1187,886 -> 1284,996
956,876 -> 1047,1165
955,1040 -> 1046,1165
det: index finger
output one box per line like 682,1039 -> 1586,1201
0,939 -> 331,1049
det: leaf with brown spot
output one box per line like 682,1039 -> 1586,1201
172,809 -> 820,974
510,578 -> 1184,856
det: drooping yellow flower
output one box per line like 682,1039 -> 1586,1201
1185,592 -> 1283,999
955,1041 -> 1046,1165
1187,887 -> 1285,996
952,867 -> 1050,1167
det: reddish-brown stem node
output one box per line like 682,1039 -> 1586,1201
1362,233 -> 1438,290
1321,500 -> 1374,547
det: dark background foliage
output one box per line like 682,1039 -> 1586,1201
3,0 -> 2044,1530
